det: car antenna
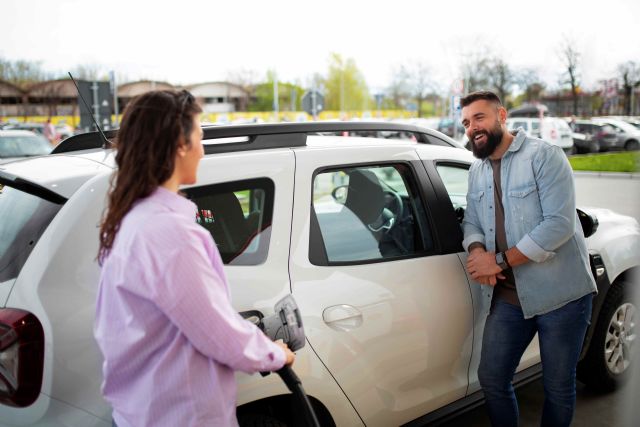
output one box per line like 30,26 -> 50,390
68,72 -> 112,149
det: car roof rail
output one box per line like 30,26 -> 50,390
51,121 -> 459,155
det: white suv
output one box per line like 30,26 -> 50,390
0,123 -> 637,426
506,117 -> 575,152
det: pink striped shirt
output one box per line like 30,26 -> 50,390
94,187 -> 285,427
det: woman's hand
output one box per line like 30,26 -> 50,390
275,341 -> 296,366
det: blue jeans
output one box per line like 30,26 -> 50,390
478,294 -> 592,427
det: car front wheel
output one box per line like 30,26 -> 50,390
578,281 -> 637,391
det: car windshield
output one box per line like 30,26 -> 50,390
0,134 -> 52,158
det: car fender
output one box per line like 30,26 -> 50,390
581,207 -> 640,284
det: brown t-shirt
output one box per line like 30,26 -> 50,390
490,159 -> 520,307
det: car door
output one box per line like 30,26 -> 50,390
422,157 -> 542,395
289,143 -> 473,426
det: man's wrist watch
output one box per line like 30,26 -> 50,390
495,251 -> 510,270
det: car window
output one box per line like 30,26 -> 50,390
0,134 -> 52,158
531,121 -> 540,132
311,164 -> 432,264
436,164 -> 469,214
0,184 -> 62,282
185,178 -> 274,265
513,121 -> 529,131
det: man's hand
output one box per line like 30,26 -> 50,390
466,247 -> 505,286
275,341 -> 296,366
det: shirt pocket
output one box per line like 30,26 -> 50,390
507,183 -> 542,229
468,190 -> 485,202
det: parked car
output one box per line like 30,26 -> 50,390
0,130 -> 52,163
592,117 -> 640,151
4,122 -> 45,135
570,120 -> 620,153
0,122 -> 637,427
437,117 -> 465,139
506,117 -> 574,153
55,123 -> 74,141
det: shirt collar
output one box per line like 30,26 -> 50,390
480,129 -> 527,164
150,186 -> 197,218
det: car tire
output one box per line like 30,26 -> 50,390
578,281 -> 637,391
238,414 -> 288,427
625,140 -> 640,151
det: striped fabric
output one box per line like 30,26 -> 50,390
94,187 -> 285,427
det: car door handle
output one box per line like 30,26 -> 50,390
323,305 -> 363,331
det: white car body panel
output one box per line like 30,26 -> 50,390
290,144 -> 472,426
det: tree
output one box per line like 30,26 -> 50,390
226,67 -> 260,102
386,66 -> 411,110
323,53 -> 370,112
0,57 -> 48,88
248,70 -> 304,112
397,61 -> 433,117
559,37 -> 581,115
487,58 -> 514,104
617,61 -> 640,115
515,68 -> 546,104
459,45 -> 493,93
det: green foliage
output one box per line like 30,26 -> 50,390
323,53 -> 371,111
248,71 -> 304,112
569,152 -> 640,173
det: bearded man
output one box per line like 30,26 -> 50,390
460,91 -> 597,427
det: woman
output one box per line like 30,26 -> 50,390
94,90 -> 294,427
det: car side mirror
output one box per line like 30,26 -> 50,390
577,208 -> 599,238
331,185 -> 348,204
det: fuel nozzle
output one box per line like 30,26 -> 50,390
261,295 -> 305,352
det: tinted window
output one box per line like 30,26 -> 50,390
0,184 -> 62,281
311,164 -> 432,264
185,178 -> 274,265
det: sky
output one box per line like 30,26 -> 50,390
2,0 -> 639,95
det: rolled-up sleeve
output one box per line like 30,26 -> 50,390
515,145 -> 576,262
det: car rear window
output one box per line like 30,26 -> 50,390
0,184 -> 62,282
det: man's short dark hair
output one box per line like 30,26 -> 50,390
460,91 -> 502,108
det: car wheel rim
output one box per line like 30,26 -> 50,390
604,302 -> 636,375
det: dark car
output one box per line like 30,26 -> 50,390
571,120 -> 619,153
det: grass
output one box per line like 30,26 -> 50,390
569,151 -> 640,173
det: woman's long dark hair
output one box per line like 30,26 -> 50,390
98,90 -> 202,263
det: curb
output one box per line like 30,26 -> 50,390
573,171 -> 640,180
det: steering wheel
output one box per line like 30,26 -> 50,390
368,190 -> 404,233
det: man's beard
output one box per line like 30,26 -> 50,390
470,121 -> 503,159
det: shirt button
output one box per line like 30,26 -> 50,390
490,228 -> 493,232
489,205 -> 493,209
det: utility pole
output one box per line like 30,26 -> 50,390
91,81 -> 100,131
273,72 -> 279,122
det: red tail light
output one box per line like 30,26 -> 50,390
0,309 -> 44,407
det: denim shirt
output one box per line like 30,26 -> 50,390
462,130 -> 597,318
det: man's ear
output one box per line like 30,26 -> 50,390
498,107 -> 508,124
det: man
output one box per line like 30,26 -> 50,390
460,91 -> 596,427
